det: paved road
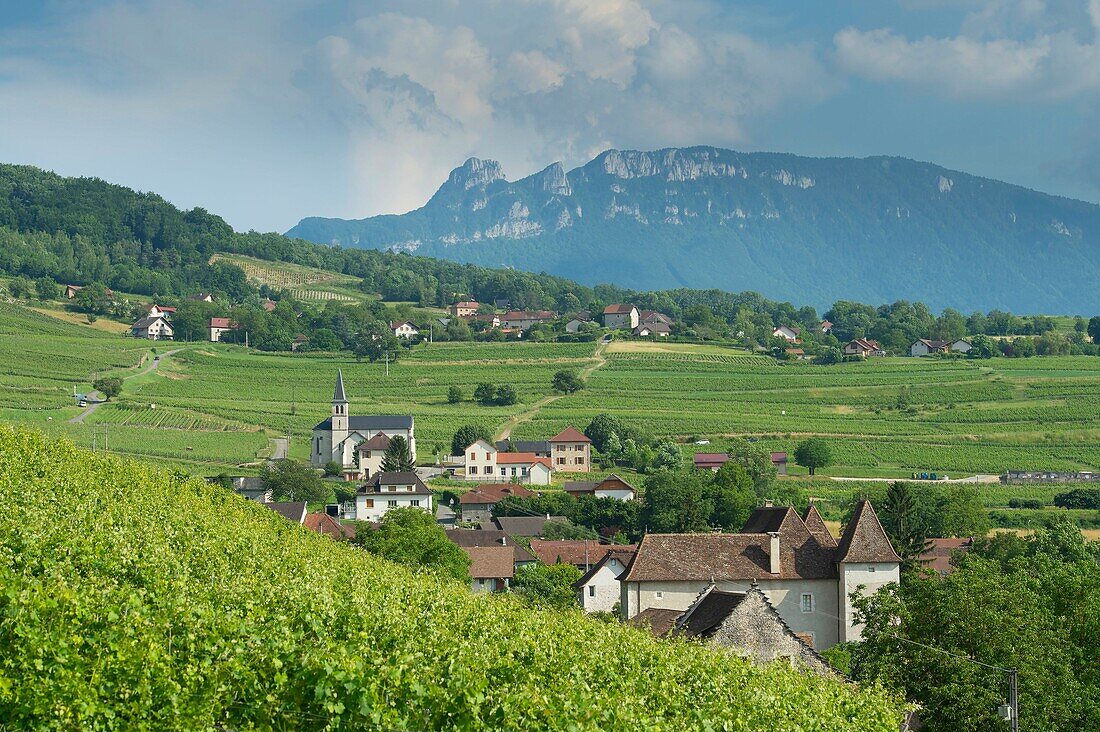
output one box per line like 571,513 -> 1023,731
270,438 -> 289,460
829,474 -> 1001,484
67,347 -> 185,424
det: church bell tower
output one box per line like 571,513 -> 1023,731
331,369 -> 350,463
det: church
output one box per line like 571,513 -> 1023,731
311,370 -> 415,478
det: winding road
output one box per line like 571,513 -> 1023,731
67,347 -> 185,424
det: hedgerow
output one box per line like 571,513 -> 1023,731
0,427 -> 902,730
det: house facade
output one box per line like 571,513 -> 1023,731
462,546 -> 514,593
772,325 -> 801,342
355,431 -> 392,479
574,549 -> 636,613
603,304 -> 639,330
844,338 -> 885,357
390,321 -> 420,339
549,426 -> 591,473
634,322 -> 670,338
311,371 -> 415,470
500,310 -> 556,329
354,471 -> 432,522
563,474 -> 637,501
131,314 -> 174,340
911,338 -> 972,357
450,301 -> 480,317
462,440 -> 552,484
209,317 -> 235,342
618,502 -> 900,650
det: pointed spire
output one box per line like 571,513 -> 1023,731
333,369 -> 347,403
835,500 -> 901,564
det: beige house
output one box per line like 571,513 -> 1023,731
462,440 -> 552,484
450,301 -> 481,317
354,431 -> 392,479
844,338 -> 885,357
603,304 -> 639,330
549,426 -> 591,473
618,501 -> 900,650
910,338 -> 972,357
209,317 -> 235,342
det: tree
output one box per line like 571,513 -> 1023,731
308,328 -> 343,352
323,460 -> 343,477
353,507 -> 470,582
584,413 -> 623,453
34,277 -> 60,301
74,283 -> 113,315
353,327 -> 401,363
381,435 -> 415,472
936,488 -> 990,538
880,482 -> 931,572
1088,316 -> 1100,344
8,276 -> 33,299
640,471 -> 712,533
794,438 -> 832,475
541,519 -> 598,540
451,424 -> 490,456
494,384 -> 518,406
511,563 -> 583,609
92,376 -> 123,401
722,440 -> 777,496
474,382 -> 496,406
552,369 -> 585,394
260,459 -> 329,503
446,385 -> 463,404
652,441 -> 682,471
705,463 -> 756,531
967,334 -> 996,359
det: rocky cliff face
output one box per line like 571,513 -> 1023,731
286,146 -> 1100,312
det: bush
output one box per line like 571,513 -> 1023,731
447,385 -> 463,404
0,427 -> 902,729
1053,488 -> 1100,510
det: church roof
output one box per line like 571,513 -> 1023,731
333,369 -> 347,402
314,415 -> 414,432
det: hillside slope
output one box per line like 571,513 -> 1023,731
0,428 -> 900,730
288,148 -> 1100,312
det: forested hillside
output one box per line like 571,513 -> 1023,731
0,427 -> 900,729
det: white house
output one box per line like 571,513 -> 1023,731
575,548 -> 636,613
911,338 -> 972,357
603,304 -> 639,330
463,439 -> 498,480
390,321 -> 420,339
633,322 -> 670,338
354,431 -> 392,479
354,471 -> 433,522
131,314 -> 174,340
311,371 -> 415,470
462,440 -> 553,484
563,474 -> 637,501
772,325 -> 801,342
618,502 -> 900,651
209,317 -> 235,342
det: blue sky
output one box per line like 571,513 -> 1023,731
1,0 -> 1098,232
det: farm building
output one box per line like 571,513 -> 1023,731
563,474 -> 636,500
910,339 -> 972,356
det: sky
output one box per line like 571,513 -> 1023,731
1,0 -> 1099,233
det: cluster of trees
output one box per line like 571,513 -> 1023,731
583,413 -> 682,473
351,507 -> 470,582
844,518 -> 1100,731
1053,488 -> 1100,510
473,383 -> 518,406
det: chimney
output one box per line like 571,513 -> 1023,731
764,499 -> 774,508
768,531 -> 781,575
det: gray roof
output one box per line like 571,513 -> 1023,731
492,515 -> 571,537
333,369 -> 347,402
131,314 -> 169,330
445,529 -> 537,563
313,415 -> 414,431
361,471 -> 432,495
494,439 -> 550,453
266,502 -> 307,524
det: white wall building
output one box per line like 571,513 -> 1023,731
618,502 -> 900,651
311,370 -> 415,470
354,471 -> 433,522
575,549 -> 636,613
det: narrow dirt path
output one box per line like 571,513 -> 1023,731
494,340 -> 609,441
67,347 -> 186,424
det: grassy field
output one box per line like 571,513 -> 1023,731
2,302 -> 1099,490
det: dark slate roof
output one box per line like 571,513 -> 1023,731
627,608 -> 683,638
802,505 -> 838,548
835,500 -> 902,564
313,415 -> 414,431
333,369 -> 347,402
131,314 -> 169,330
361,472 -> 431,495
445,529 -> 536,563
492,516 -> 570,537
678,589 -> 747,638
563,481 -> 600,493
494,439 -> 551,453
741,506 -> 794,534
265,501 -> 307,524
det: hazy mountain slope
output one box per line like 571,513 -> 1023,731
288,148 -> 1100,312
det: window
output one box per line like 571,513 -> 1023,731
655,591 -> 663,599
557,457 -> 566,465
868,565 -> 877,573
575,457 -> 584,465
387,500 -> 397,507
588,586 -> 596,597
469,453 -> 474,461
364,499 -> 374,508
500,468 -> 507,476
411,500 -> 420,507
405,485 -> 412,491
800,593 -> 814,613
484,453 -> 490,461
388,486 -> 396,492
364,451 -> 372,458
521,467 -> 528,475
469,466 -> 477,475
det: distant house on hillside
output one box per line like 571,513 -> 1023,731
390,320 -> 420,339
639,310 -> 674,327
65,284 -> 115,300
550,426 -> 592,473
208,317 -> 236,342
820,319 -> 833,334
461,440 -> 552,484
189,292 -> 214,302
603,304 -> 639,330
563,473 -> 636,501
693,453 -> 787,475
261,299 -> 277,312
500,310 -> 556,329
450,300 -> 480,317
457,483 -> 535,525
565,311 -> 592,333
146,304 -> 176,318
355,471 -> 432,522
919,537 -> 974,576
843,338 -> 885,357
772,325 -> 801,342
131,314 -> 174,340
634,322 -> 670,338
910,338 -> 971,356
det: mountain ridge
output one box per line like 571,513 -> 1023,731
288,146 -> 1100,313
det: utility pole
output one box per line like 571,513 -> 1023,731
385,351 -> 390,377
1008,668 -> 1019,732
104,423 -> 108,453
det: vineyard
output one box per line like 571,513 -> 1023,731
211,253 -> 369,303
0,427 -> 901,729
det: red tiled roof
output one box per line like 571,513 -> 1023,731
304,512 -> 355,539
549,426 -> 590,443
209,317 -> 233,329
603,303 -> 636,314
458,483 -> 534,505
919,537 -> 973,575
530,539 -> 636,567
627,608 -> 684,637
453,301 -> 479,309
693,453 -> 729,468
496,452 -> 552,469
770,452 -> 788,463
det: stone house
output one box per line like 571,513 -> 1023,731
618,501 -> 901,650
549,426 -> 592,473
354,471 -> 432,522
574,548 -> 636,613
603,304 -> 639,330
450,301 -> 480,317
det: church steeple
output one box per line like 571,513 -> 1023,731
333,369 -> 347,407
